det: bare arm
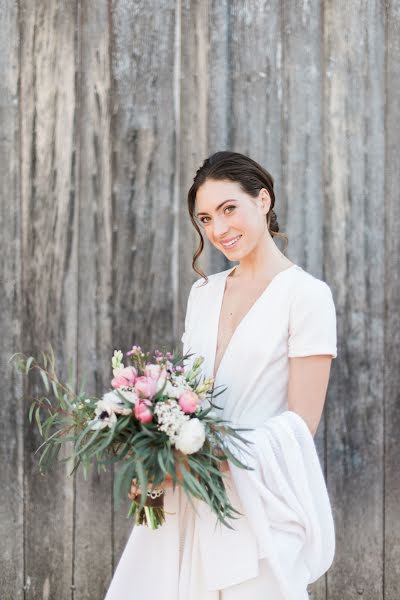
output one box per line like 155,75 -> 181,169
287,354 -> 333,437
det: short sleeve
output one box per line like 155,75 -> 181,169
288,278 -> 337,359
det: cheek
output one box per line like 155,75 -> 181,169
235,211 -> 258,232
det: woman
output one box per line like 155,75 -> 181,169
105,151 -> 337,599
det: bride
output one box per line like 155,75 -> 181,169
105,151 -> 337,599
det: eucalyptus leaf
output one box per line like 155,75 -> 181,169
39,369 -> 50,393
134,459 -> 148,512
34,407 -> 43,437
74,427 -> 104,457
25,356 -> 34,375
29,402 -> 36,424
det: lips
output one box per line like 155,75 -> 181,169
220,235 -> 242,249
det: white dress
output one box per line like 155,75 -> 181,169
104,264 -> 337,600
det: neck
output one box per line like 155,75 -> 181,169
231,230 -> 292,280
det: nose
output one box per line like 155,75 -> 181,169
212,215 -> 229,238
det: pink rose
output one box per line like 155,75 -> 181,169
134,399 -> 153,423
134,376 -> 158,399
178,390 -> 200,414
111,366 -> 137,389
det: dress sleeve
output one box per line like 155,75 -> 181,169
288,278 -> 337,358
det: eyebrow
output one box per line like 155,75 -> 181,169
196,199 -> 239,217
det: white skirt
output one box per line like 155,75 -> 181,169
104,472 -> 310,600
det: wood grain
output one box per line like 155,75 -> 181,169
0,1 -> 23,598
384,2 -> 400,599
110,0 -> 178,565
0,1 -> 397,597
74,1 -> 113,598
324,1 -> 385,598
19,1 -> 77,598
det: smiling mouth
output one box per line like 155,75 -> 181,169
220,235 -> 242,249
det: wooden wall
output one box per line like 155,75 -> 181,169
0,1 -> 398,599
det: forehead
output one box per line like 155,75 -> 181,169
195,179 -> 245,212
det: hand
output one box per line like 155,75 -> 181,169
213,447 -> 230,473
128,475 -> 172,501
218,459 -> 230,473
128,453 -> 191,500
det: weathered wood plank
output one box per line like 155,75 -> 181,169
282,0 -> 324,273
281,2 -> 326,598
19,1 -> 78,597
73,2 -> 114,598
110,0 -> 178,569
0,1 -> 23,598
179,0 -> 231,307
384,2 -> 400,599
228,0 -> 284,204
324,2 -> 385,598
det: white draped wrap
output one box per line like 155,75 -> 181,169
196,410 -> 335,597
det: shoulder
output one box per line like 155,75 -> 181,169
287,266 -> 337,358
289,266 -> 335,303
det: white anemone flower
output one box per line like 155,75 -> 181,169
88,400 -> 117,430
102,391 -> 132,415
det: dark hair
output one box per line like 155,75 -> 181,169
187,151 -> 288,283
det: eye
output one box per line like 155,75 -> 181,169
199,205 -> 236,225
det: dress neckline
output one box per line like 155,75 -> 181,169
212,263 -> 300,381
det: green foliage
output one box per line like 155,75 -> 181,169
9,344 -> 256,529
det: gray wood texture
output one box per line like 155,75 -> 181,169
0,1 -> 397,598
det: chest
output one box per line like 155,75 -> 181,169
214,280 -> 273,378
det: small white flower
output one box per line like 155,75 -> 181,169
174,418 -> 206,454
112,349 -> 124,370
154,399 -> 189,441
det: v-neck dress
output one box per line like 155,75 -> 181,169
104,264 -> 337,600
183,264 -> 337,427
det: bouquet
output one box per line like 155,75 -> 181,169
10,344 -> 255,529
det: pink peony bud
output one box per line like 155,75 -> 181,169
111,366 -> 137,389
178,390 -> 200,414
134,399 -> 153,423
134,376 -> 158,399
144,363 -> 161,381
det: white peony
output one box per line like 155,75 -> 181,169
113,389 -> 139,406
161,378 -> 189,399
156,374 -> 168,393
174,418 -> 206,454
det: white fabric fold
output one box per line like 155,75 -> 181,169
196,410 -> 335,598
